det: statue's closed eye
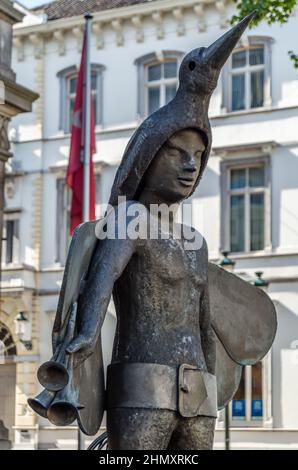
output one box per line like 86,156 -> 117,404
164,143 -> 182,157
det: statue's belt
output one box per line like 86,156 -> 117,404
106,362 -> 217,418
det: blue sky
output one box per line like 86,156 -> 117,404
18,0 -> 48,8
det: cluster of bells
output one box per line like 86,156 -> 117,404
28,305 -> 83,426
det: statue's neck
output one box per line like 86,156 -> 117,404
139,189 -> 182,230
176,86 -> 212,114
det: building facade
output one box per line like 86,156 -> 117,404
1,0 -> 298,449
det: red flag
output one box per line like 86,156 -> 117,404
66,32 -> 96,234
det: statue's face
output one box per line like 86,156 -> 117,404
141,129 -> 205,204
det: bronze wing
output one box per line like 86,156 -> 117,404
208,262 -> 277,408
53,220 -> 105,436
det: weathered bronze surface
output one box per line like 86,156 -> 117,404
29,12 -> 277,450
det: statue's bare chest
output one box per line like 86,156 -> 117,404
140,234 -> 207,288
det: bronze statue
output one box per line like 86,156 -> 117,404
29,13 -> 277,450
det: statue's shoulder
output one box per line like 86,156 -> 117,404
180,223 -> 208,257
112,199 -> 149,226
95,200 -> 149,247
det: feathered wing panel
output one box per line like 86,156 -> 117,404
208,262 -> 277,366
52,220 -> 105,436
208,262 -> 277,408
215,333 -> 243,409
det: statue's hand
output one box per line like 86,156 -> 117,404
66,334 -> 94,367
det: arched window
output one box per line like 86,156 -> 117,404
135,51 -> 184,119
57,64 -> 105,133
0,323 -> 17,358
222,37 -> 273,113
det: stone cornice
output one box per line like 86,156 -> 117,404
0,0 -> 24,25
13,0 -> 222,39
212,140 -> 277,158
0,76 -> 39,117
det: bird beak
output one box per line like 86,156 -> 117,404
204,11 -> 256,69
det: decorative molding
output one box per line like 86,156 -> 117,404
72,26 -> 83,52
0,116 -> 11,154
193,4 -> 206,33
215,0 -> 228,28
13,0 -> 238,50
28,33 -> 43,60
31,175 -> 43,271
92,22 -> 104,49
111,19 -> 124,47
12,36 -> 24,62
53,30 -> 65,56
34,55 -> 44,136
173,8 -> 185,36
4,179 -> 16,199
152,11 -> 164,40
212,140 -> 277,157
131,15 -> 144,43
13,0 -> 221,44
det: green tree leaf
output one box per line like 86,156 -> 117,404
232,1 -> 298,68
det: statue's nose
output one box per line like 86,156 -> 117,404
184,155 -> 198,172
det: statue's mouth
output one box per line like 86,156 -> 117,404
177,176 -> 196,187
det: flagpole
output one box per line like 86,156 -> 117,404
78,13 -> 93,451
83,12 -> 93,223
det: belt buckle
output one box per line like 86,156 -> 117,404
178,364 -> 208,418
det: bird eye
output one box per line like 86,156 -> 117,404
189,61 -> 196,71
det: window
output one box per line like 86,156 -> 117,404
56,174 -> 102,265
230,165 -> 265,252
2,218 -> 19,265
232,363 -> 263,422
56,179 -> 71,265
221,157 -> 271,254
58,64 -> 105,133
231,46 -> 265,111
0,323 -> 17,357
146,61 -> 178,115
135,51 -> 184,119
222,37 -> 273,113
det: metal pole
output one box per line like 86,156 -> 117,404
219,251 -> 234,450
78,13 -> 93,451
83,12 -> 93,224
0,160 -> 4,320
225,405 -> 230,450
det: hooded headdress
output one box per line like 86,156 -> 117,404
109,12 -> 255,206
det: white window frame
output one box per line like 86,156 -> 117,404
56,173 -> 102,266
230,352 -> 272,428
135,51 -> 184,119
145,61 -> 179,116
1,213 -> 20,266
222,36 -> 273,113
220,155 -> 271,255
230,46 -> 265,111
56,178 -> 71,265
65,72 -> 77,135
57,63 -> 105,133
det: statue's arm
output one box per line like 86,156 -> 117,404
199,241 -> 216,375
66,232 -> 137,363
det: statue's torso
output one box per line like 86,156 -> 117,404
112,224 -> 208,369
